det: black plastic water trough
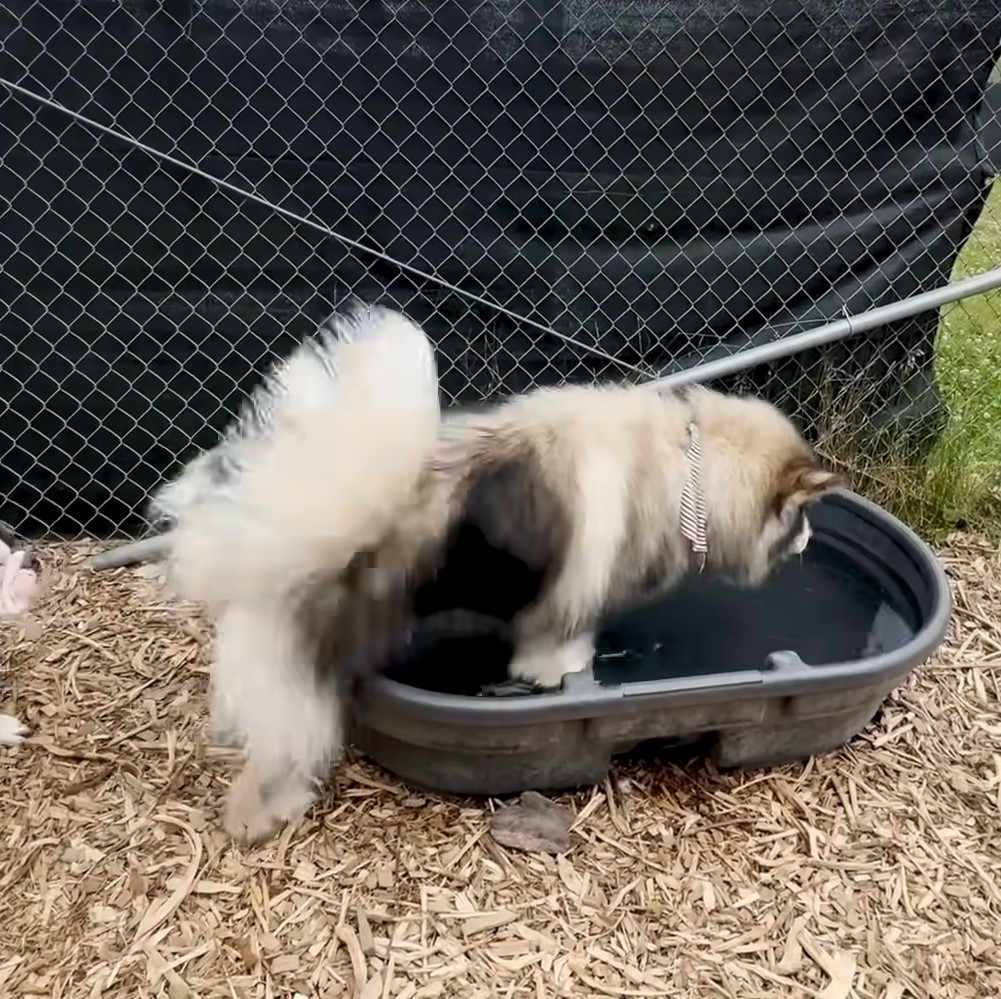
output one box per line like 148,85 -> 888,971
352,491 -> 951,796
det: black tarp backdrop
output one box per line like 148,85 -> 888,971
1,0 -> 999,537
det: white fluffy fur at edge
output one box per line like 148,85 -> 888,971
1,540 -> 38,748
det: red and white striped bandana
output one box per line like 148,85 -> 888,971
679,421 -> 708,571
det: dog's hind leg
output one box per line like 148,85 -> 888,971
211,600 -> 343,844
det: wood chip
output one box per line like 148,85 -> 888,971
459,910 -> 518,936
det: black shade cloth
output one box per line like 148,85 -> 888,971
2,0 -> 1000,536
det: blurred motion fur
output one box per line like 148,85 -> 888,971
150,303 -> 842,843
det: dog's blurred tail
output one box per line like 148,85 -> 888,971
153,304 -> 441,609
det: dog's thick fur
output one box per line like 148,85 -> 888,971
151,304 -> 842,843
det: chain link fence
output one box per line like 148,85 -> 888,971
2,0 -> 1000,540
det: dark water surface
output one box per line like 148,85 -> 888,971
593,540 -> 916,684
385,539 -> 917,695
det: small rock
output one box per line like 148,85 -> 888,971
489,791 -> 572,854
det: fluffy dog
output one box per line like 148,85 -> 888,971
151,303 -> 842,842
0,522 -> 39,747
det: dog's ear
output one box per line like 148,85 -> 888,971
771,455 -> 844,514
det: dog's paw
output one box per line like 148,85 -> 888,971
508,634 -> 595,690
223,767 -> 315,845
0,713 -> 29,747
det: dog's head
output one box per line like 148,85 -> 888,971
685,389 -> 844,586
754,451 -> 843,575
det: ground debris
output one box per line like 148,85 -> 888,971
1,537 -> 999,998
489,791 -> 573,854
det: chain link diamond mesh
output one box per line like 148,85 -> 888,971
1,0 -> 1000,539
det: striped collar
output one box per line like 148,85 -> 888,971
679,421 -> 708,571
